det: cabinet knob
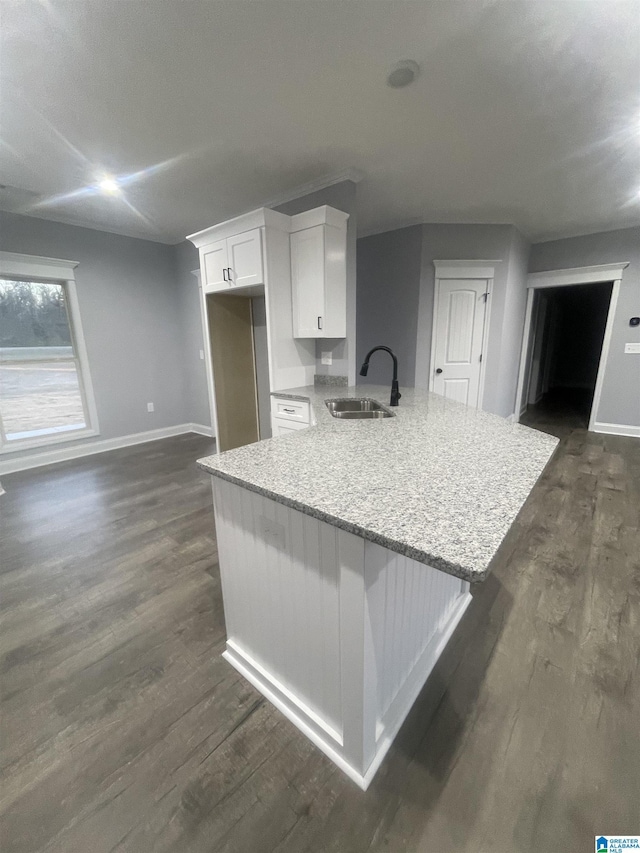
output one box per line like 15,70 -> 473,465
435,368 -> 443,374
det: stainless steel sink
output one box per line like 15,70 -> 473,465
325,398 -> 394,419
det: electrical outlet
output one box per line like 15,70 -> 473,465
199,349 -> 205,360
321,351 -> 332,365
147,402 -> 154,413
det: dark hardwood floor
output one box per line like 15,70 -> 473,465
1,429 -> 639,853
520,386 -> 594,439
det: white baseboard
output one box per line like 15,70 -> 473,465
506,413 -> 517,423
0,423 -> 215,476
223,642 -> 368,788
592,421 -> 640,438
187,423 -> 214,437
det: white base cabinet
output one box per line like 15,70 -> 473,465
270,394 -> 312,437
212,478 -> 472,790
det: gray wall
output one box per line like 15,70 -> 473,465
0,211 -> 187,460
172,238 -> 210,426
356,226 -> 423,388
275,180 -> 357,383
414,224 -> 523,418
356,222 -> 528,418
529,227 -> 640,428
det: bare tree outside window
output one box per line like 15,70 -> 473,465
0,278 -> 89,442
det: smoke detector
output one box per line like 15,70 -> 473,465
387,60 -> 420,88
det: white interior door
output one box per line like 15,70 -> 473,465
431,278 -> 489,407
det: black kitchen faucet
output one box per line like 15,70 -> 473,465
359,346 -> 401,406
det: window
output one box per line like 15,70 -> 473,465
0,252 -> 98,451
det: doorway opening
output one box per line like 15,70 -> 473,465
204,291 -> 271,452
519,281 -> 613,438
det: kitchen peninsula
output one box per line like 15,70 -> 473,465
198,387 -> 558,789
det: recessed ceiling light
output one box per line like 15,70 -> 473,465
387,60 -> 420,89
97,175 -> 120,195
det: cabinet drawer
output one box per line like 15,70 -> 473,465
271,415 -> 309,436
270,396 -> 310,423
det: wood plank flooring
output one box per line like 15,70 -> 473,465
1,428 -> 639,853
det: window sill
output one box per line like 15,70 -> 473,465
0,427 -> 98,455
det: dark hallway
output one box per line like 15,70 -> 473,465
520,282 -> 613,439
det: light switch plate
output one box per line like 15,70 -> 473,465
624,342 -> 640,354
321,351 -> 332,365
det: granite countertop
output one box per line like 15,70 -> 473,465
198,385 -> 558,583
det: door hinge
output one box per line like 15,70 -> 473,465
479,353 -> 483,363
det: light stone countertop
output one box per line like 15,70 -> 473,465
198,385 -> 558,583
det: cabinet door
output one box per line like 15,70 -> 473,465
271,415 -> 309,436
227,229 -> 264,289
291,225 -> 325,338
202,239 -> 229,292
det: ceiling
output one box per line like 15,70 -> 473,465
2,0 -> 640,244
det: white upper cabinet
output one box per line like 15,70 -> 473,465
291,226 -> 326,337
227,229 -> 263,289
199,228 -> 264,293
202,239 -> 228,291
290,207 -> 348,338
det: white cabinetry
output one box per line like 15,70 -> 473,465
188,205 -> 347,454
200,228 -> 263,293
227,229 -> 263,289
290,207 -> 348,338
270,395 -> 311,436
202,239 -> 228,291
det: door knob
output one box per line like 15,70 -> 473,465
435,368 -> 443,374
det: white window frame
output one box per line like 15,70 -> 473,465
0,251 -> 99,453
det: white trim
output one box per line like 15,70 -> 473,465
527,263 -> 629,288
1,426 -> 98,454
188,422 -> 214,437
429,262 -> 497,409
187,207 -> 290,248
0,423 -> 214,476
588,280 -> 620,432
515,288 -> 536,417
64,273 -> 100,438
515,264 -> 627,430
0,251 -> 79,282
433,260 -> 502,279
592,422 -> 640,438
290,206 -> 349,232
260,167 -> 363,211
